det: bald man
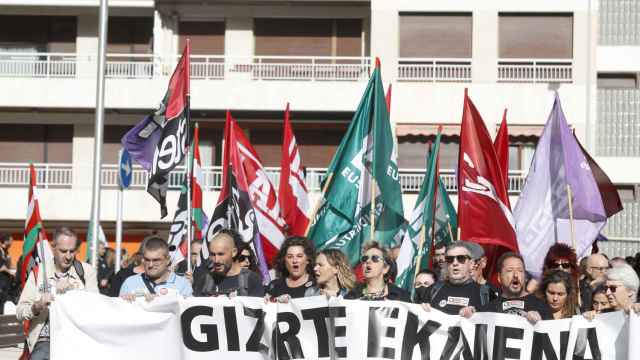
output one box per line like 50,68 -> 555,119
580,254 -> 610,312
192,229 -> 264,297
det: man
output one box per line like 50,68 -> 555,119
175,239 -> 203,276
580,254 -> 609,312
461,252 -> 552,322
467,242 -> 500,302
415,241 -> 488,315
97,242 -> 112,295
120,237 -> 192,299
604,264 -> 640,314
0,233 -> 14,314
193,229 -> 264,297
17,227 -> 98,360
433,242 -> 447,279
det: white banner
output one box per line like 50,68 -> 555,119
50,291 -> 638,360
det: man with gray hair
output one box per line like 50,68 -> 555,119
415,241 -> 488,315
467,242 -> 499,302
605,264 -> 640,314
580,253 -> 609,312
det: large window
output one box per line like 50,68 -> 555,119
107,17 -> 153,54
0,124 -> 72,163
178,21 -> 225,55
499,13 -> 573,59
0,15 -> 76,53
399,13 -> 472,58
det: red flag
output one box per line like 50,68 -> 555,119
493,109 -> 510,209
457,90 -> 517,282
279,104 -> 310,236
385,84 -> 392,113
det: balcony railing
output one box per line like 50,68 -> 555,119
0,163 -> 73,188
597,89 -> 640,157
497,59 -> 573,83
397,58 -> 472,82
600,0 -> 640,45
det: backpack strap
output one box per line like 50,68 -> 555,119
237,269 -> 249,296
141,274 -> 157,295
73,260 -> 86,285
479,284 -> 490,307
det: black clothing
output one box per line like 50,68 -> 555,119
193,267 -> 264,297
109,266 -> 138,297
480,282 -> 501,302
175,260 -> 188,276
0,249 -> 13,314
480,293 -> 554,320
414,280 -> 484,315
267,277 -> 319,298
344,283 -> 411,302
97,257 -> 114,295
579,279 -> 594,313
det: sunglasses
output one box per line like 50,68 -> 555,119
236,255 -> 250,262
361,255 -> 382,263
445,255 -> 471,264
605,285 -> 618,293
552,262 -> 573,270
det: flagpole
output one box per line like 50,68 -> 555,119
186,104 -> 193,274
37,228 -> 49,294
413,224 -> 427,282
447,221 -> 455,242
566,184 -> 577,250
304,173 -> 333,237
370,180 -> 376,242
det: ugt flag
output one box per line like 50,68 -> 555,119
307,59 -> 406,266
147,43 -> 191,218
514,93 -> 607,278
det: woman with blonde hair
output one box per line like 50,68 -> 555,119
314,249 -> 356,297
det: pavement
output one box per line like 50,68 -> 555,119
0,345 -> 22,360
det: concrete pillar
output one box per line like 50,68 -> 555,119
471,10 -> 498,84
153,10 -> 178,62
72,123 -> 95,190
76,14 -> 99,77
225,17 -> 254,80
370,0 -> 398,81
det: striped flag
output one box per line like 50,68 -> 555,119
191,123 -> 208,241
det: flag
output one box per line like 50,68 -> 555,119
121,114 -> 162,171
20,164 -> 53,287
396,130 -> 457,292
168,178 -> 189,267
279,103 -> 310,236
457,90 -> 517,281
514,93 -> 607,277
307,59 -> 407,266
494,108 -> 510,209
385,84 -> 392,112
147,43 -> 191,218
85,221 -> 107,264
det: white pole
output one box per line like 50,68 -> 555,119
115,184 -> 123,272
89,0 -> 108,268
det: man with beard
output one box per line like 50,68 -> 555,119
415,241 -> 487,315
461,252 -> 552,322
192,229 -> 264,297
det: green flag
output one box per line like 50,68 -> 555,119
307,61 -> 406,265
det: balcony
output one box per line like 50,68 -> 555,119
497,59 -> 573,83
397,58 -> 472,82
597,89 -> 640,157
600,0 -> 640,45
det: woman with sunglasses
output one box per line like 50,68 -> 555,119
345,242 -> 410,302
540,270 -> 579,319
234,242 -> 261,280
314,249 -> 356,297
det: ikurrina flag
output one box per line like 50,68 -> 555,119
279,103 -> 310,236
307,59 -> 407,266
20,164 -> 53,287
147,43 -> 190,218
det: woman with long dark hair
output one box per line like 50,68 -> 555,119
540,270 -> 579,319
266,237 -> 319,300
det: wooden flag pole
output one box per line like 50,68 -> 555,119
566,184 -> 577,250
447,221 -> 455,242
413,225 -> 427,282
304,173 -> 334,237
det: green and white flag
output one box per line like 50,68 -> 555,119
395,131 -> 457,292
307,60 -> 406,265
86,221 -> 107,263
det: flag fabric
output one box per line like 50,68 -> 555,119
20,164 -> 53,287
514,93 -> 607,278
494,109 -> 510,209
168,178 -> 189,267
395,131 -> 457,292
307,59 -> 406,266
85,221 -> 107,264
121,114 -> 162,171
279,104 -> 310,236
385,84 -> 392,112
457,90 -> 517,281
147,43 -> 191,218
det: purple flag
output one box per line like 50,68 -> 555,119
121,115 -> 162,171
514,93 -> 607,278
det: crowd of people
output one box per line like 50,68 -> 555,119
3,228 -> 640,359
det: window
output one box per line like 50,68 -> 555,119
597,73 -> 638,89
399,13 -> 472,58
107,17 -> 153,54
178,21 -> 225,55
499,13 -> 573,59
0,124 -> 72,163
0,15 -> 76,53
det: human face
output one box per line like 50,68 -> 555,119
434,246 -> 446,267
98,242 -> 106,257
285,245 -> 309,279
545,282 -> 568,314
190,242 -> 202,267
414,273 -> 435,289
143,248 -> 170,280
236,249 -> 251,269
592,293 -> 611,313
314,253 -> 338,286
208,237 -> 236,276
605,279 -> 634,310
586,255 -> 609,282
550,259 -> 573,274
445,247 -> 473,284
53,235 -> 78,273
362,248 -> 388,282
499,257 -> 525,298
472,257 -> 487,281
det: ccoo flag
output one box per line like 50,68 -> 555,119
307,59 -> 406,266
514,93 -> 607,278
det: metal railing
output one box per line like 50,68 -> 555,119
597,89 -> 640,157
603,202 -> 640,240
235,56 -> 371,81
0,163 -> 73,188
497,59 -> 573,83
0,53 -> 79,78
397,58 -> 472,82
600,0 -> 640,45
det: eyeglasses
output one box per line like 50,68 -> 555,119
605,285 -> 618,293
236,255 -> 250,262
445,255 -> 471,264
361,255 -> 382,263
143,257 -> 166,265
552,262 -> 573,270
589,266 -> 609,272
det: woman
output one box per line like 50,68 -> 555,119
591,284 -> 613,313
235,242 -> 260,275
314,249 -> 356,297
345,242 -> 410,302
540,270 -> 579,319
267,237 -> 319,300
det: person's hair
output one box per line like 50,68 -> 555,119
128,252 -> 144,268
0,233 -> 11,243
540,270 -> 578,318
319,249 -> 356,291
53,227 -> 79,249
592,283 -> 608,299
235,242 -> 261,279
445,241 -> 475,257
362,241 -> 394,282
434,242 -> 446,251
543,243 -> 580,285
191,239 -> 203,247
496,252 -> 525,273
416,269 -> 438,283
607,264 -> 640,301
579,257 -> 589,277
274,236 -> 315,278
142,236 -> 169,255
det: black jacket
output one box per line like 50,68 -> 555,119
344,283 -> 411,302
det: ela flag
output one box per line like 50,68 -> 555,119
307,59 -> 406,266
458,90 -> 517,281
147,43 -> 190,218
85,221 -> 107,264
20,164 -> 53,287
514,93 -> 607,277
279,104 -> 310,236
494,108 -> 510,209
121,115 -> 162,171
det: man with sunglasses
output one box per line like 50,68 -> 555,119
414,241 -> 488,315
